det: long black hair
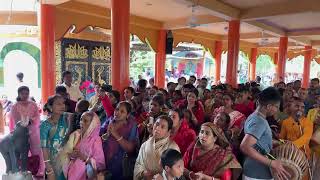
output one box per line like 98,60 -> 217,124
16,86 -> 29,101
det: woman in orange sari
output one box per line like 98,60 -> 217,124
183,122 -> 241,180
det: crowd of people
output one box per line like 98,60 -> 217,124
1,70 -> 320,180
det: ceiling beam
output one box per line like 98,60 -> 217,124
173,28 -> 223,41
222,32 -> 275,40
287,29 -> 320,37
289,37 -> 312,46
241,0 -> 320,21
42,0 -> 72,5
185,0 -> 240,20
244,21 -> 285,37
163,15 -> 225,30
312,40 -> 320,46
258,42 -> 297,48
0,11 -> 37,25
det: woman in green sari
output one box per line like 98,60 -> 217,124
40,95 -> 73,180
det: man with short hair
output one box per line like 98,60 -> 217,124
188,75 -> 196,85
16,72 -> 24,83
197,78 -> 208,99
175,77 -> 186,90
55,85 -> 76,113
61,71 -> 83,102
241,87 -> 290,180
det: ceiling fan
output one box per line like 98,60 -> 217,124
258,31 -> 272,46
292,47 -> 320,58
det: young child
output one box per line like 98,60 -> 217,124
153,149 -> 184,180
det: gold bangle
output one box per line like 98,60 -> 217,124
116,136 -> 123,142
46,169 -> 54,175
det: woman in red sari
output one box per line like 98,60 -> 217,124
136,95 -> 166,142
183,122 -> 241,180
234,89 -> 255,118
178,88 -> 205,131
169,108 -> 196,155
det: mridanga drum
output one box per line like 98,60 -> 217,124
271,143 -> 308,180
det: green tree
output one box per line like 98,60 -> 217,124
129,50 -> 155,79
256,54 -> 275,75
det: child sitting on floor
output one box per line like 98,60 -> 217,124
153,149 -> 184,180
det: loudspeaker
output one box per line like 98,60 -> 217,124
166,30 -> 173,54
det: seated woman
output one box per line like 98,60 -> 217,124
63,111 -> 105,180
136,95 -> 166,142
213,112 -> 231,141
100,101 -> 139,180
233,88 -> 255,118
153,149 -> 184,180
178,88 -> 205,131
169,108 -> 196,155
40,95 -> 73,180
183,122 -> 241,180
212,94 -> 246,137
134,115 -> 180,180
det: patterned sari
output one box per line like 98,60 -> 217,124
212,106 -> 246,130
40,112 -> 72,179
183,123 -> 241,180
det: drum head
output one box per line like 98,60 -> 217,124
272,160 -> 304,180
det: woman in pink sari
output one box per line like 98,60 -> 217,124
9,86 -> 44,176
63,111 -> 105,180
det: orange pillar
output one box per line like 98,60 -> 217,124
226,20 -> 240,87
273,52 -> 279,82
214,41 -> 222,84
111,0 -> 130,93
277,37 -> 288,82
249,48 -> 258,81
155,30 -> 166,88
273,52 -> 278,66
302,46 -> 312,88
40,4 -> 56,103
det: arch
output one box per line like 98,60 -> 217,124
0,42 -> 41,87
256,54 -> 275,86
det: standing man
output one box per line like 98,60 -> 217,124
61,71 -> 83,102
241,87 -> 290,180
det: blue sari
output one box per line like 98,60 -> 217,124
40,112 -> 71,180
